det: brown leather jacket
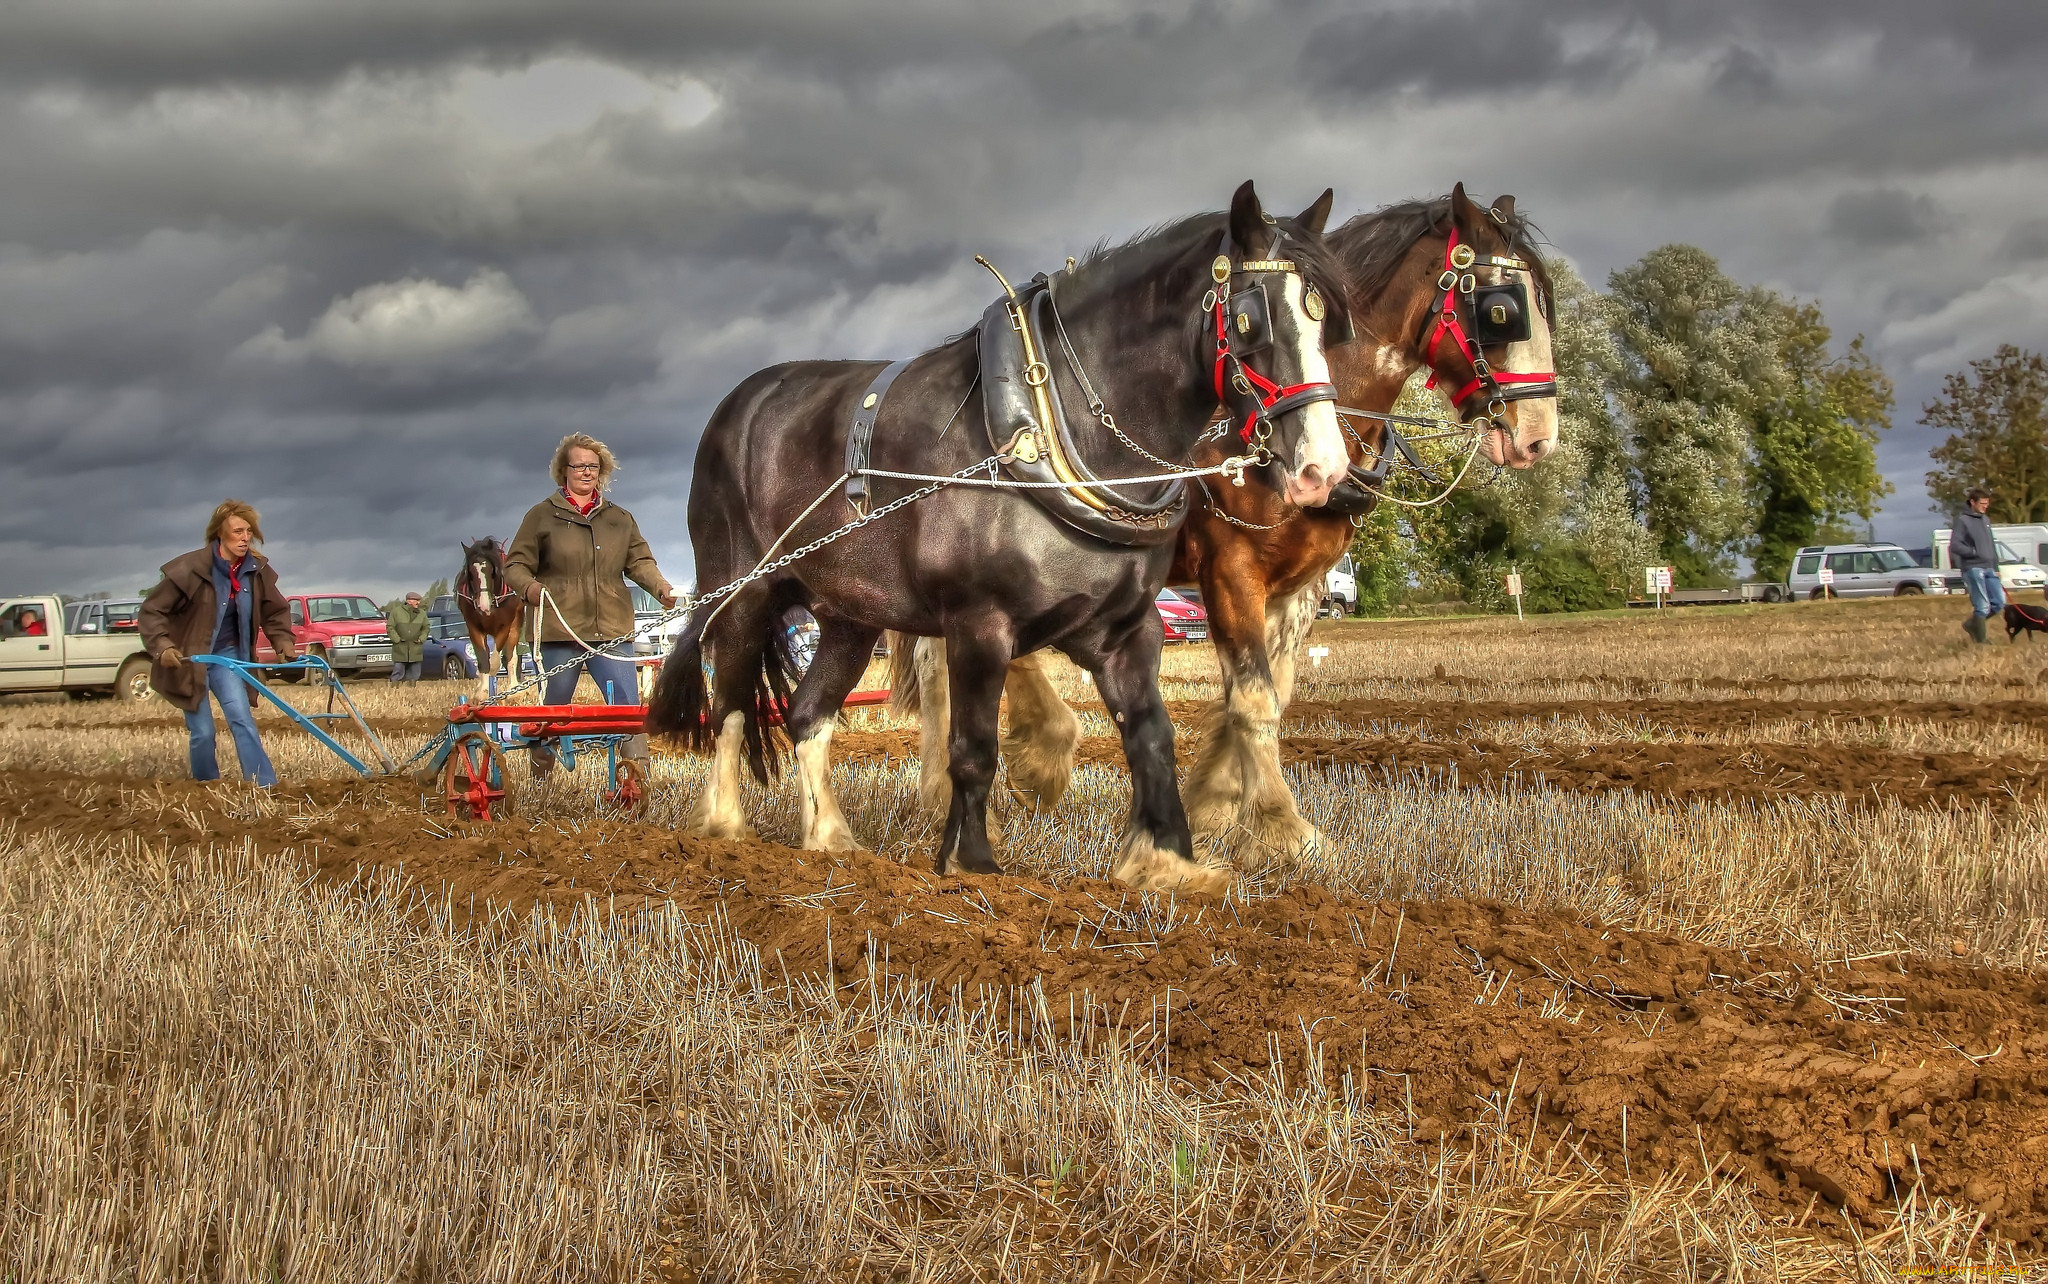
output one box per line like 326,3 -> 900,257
503,492 -> 671,643
138,547 -> 295,711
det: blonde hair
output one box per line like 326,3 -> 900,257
550,433 -> 619,491
204,499 -> 264,546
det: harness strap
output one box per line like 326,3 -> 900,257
844,357 -> 913,506
1420,225 -> 1557,411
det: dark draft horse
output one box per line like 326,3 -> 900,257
895,185 -> 1560,871
456,537 -> 524,697
647,182 -> 1353,892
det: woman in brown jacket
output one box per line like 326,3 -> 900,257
139,499 -> 298,786
504,433 -> 677,778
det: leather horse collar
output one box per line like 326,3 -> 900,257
841,231 -> 1341,547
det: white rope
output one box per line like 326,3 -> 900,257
853,458 -> 1253,489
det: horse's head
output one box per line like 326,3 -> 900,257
459,537 -> 505,601
1424,184 -> 1557,469
1211,180 -> 1353,507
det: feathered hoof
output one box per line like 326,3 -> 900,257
1239,810 -> 1327,867
1110,838 -> 1232,896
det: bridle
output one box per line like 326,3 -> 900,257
1206,230 -> 1342,459
458,547 -> 517,610
1419,218 -> 1557,428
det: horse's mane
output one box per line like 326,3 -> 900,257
1332,196 -> 1553,316
1069,211 -> 1353,332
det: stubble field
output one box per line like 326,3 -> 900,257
3,594 -> 2046,1282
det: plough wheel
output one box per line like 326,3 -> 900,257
444,732 -> 513,822
605,757 -> 651,818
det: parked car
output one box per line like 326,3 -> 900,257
1156,588 -> 1208,643
0,594 -> 152,700
423,617 -> 478,682
251,593 -> 393,680
1787,544 -> 1952,599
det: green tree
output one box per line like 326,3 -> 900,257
1924,345 -> 2048,522
1607,245 -> 1787,579
423,577 -> 450,604
1345,503 -> 1410,616
1749,308 -> 1894,581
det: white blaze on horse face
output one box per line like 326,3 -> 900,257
1499,274 -> 1559,468
1277,274 -> 1345,506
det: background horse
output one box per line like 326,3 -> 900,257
648,181 -> 1352,893
894,185 -> 1559,867
456,537 -> 523,697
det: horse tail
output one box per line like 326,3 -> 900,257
646,607 -> 716,753
885,631 -> 923,717
645,599 -> 801,785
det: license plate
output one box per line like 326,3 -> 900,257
1184,628 -> 1207,641
365,652 -> 390,663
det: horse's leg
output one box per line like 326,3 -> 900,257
1235,581 -> 1325,861
1183,564 -> 1321,867
683,593 -> 774,842
911,636 -> 952,819
1086,626 -> 1226,894
1001,650 -> 1080,810
1182,561 -> 1262,841
785,618 -> 882,853
469,625 -> 495,699
932,626 -> 1011,877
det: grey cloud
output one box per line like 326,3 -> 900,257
1826,188 -> 1948,249
2002,219 -> 2048,262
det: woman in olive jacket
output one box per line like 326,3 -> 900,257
504,433 -> 677,778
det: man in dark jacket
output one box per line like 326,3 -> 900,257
139,499 -> 298,785
1949,487 -> 2005,644
386,591 -> 430,682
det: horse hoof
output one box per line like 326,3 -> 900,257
940,848 -> 1004,877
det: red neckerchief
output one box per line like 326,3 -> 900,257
562,488 -> 600,516
220,548 -> 245,597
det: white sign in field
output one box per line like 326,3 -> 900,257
1505,572 -> 1523,596
1308,645 -> 1331,668
1818,566 -> 1835,586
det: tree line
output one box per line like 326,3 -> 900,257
1350,243 -> 2046,615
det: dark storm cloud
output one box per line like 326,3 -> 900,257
1827,189 -> 1948,249
4,0 -> 2047,597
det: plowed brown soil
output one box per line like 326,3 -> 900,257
9,766 -> 2046,1247
823,725 -> 2046,809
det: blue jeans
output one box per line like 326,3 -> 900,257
539,642 -> 639,705
388,660 -> 422,683
531,642 -> 646,776
185,663 -> 276,787
1963,566 -> 2007,618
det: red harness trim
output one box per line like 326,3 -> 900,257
1420,226 -> 1555,410
1211,286 -> 1333,443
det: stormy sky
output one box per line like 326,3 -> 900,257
5,0 -> 2046,599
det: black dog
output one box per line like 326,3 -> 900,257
2003,603 -> 2048,641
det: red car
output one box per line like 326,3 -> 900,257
253,593 -> 393,680
1156,588 -> 1208,644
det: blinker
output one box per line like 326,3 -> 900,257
1227,284 -> 1273,354
1469,280 -> 1533,346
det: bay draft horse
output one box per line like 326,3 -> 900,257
457,537 -> 524,697
895,185 -> 1559,870
647,182 -> 1353,893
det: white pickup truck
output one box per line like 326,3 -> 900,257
0,595 -> 155,701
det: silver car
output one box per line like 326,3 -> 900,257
1787,544 -> 1949,599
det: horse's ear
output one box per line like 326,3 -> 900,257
1449,182 -> 1480,236
1229,180 -> 1271,254
1296,188 -> 1334,236
1491,194 -> 1517,224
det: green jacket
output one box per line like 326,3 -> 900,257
504,492 -> 671,643
384,601 -> 431,663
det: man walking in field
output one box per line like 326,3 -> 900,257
386,591 -> 430,683
1950,487 -> 2004,644
139,499 -> 298,786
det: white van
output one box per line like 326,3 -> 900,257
1929,527 -> 2048,591
1322,554 -> 1357,617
